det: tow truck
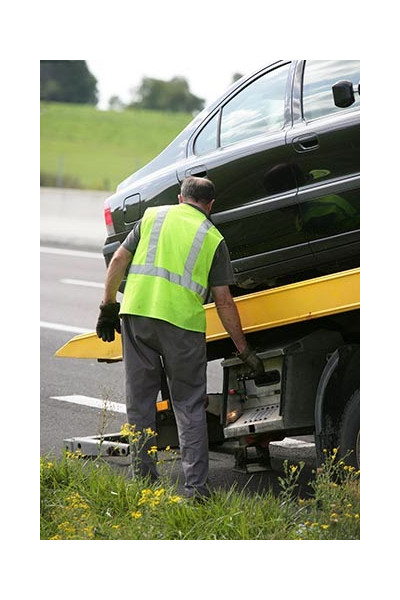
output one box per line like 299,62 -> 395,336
57,266 -> 360,471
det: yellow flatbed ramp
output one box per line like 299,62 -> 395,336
55,268 -> 360,361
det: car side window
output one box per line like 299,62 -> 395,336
302,60 -> 360,121
220,63 -> 291,147
194,113 -> 218,156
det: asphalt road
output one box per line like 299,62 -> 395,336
40,243 -> 317,497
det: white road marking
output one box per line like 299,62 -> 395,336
40,246 -> 103,259
40,321 -> 92,334
60,278 -> 104,288
50,394 -> 126,414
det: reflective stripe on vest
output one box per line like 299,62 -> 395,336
120,203 -> 223,332
128,206 -> 214,300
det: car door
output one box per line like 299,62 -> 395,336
287,60 -> 360,273
177,61 -> 316,289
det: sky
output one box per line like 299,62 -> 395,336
44,1 -> 365,115
86,55 -> 273,111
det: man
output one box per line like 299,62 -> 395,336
96,176 -> 263,499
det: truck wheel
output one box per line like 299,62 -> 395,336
338,389 -> 360,469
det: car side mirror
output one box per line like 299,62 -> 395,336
332,80 -> 359,108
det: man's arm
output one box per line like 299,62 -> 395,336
96,246 -> 133,342
102,245 -> 133,304
211,285 -> 265,377
211,285 -> 247,353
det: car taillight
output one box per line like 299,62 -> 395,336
104,200 -> 115,235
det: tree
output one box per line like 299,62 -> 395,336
130,76 -> 204,113
40,61 -> 98,105
108,95 -> 125,111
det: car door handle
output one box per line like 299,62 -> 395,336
185,165 -> 208,177
292,134 -> 319,153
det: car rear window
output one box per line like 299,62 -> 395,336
220,63 -> 290,147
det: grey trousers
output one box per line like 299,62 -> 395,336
121,315 -> 209,497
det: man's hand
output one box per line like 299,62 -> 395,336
96,302 -> 121,342
238,344 -> 264,378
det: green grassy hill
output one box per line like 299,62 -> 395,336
40,102 -> 193,191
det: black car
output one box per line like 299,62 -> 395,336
103,60 -> 360,292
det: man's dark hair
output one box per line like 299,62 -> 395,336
181,176 -> 215,205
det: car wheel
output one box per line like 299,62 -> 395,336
338,389 -> 360,470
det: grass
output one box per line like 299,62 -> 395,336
40,441 -> 360,540
40,102 -> 193,190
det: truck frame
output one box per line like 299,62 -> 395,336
57,267 -> 360,470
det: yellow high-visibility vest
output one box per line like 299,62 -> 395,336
120,203 -> 224,332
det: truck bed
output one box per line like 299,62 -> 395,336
55,268 -> 360,362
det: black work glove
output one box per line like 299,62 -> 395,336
237,344 -> 264,378
96,302 -> 121,342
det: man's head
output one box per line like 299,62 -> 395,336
179,176 -> 215,214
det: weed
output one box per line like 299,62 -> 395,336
40,447 -> 359,540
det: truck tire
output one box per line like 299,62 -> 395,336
338,389 -> 360,469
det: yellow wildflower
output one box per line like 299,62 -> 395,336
147,445 -> 158,455
137,487 -> 166,508
138,489 -> 153,505
168,495 -> 182,503
120,423 -> 141,442
40,458 -> 53,469
289,465 -> 298,474
121,423 -> 136,435
320,524 -> 329,530
83,526 -> 95,538
131,511 -> 142,519
65,449 -> 84,459
144,427 -> 157,437
66,492 -> 89,511
112,524 -> 120,530
58,521 -> 76,536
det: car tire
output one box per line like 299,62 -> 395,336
338,389 -> 360,470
